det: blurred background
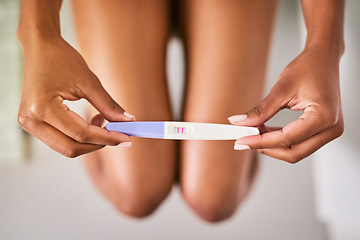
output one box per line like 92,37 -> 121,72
0,0 -> 359,239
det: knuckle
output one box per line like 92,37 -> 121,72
99,135 -> 119,146
73,83 -> 85,97
108,99 -> 120,113
109,100 -> 117,110
281,137 -> 296,148
73,131 -> 91,144
322,111 -> 338,127
250,104 -> 264,117
73,124 -> 93,143
257,144 -> 265,150
334,122 -> 345,139
29,103 -> 47,119
17,111 -> 33,128
62,147 -> 80,158
279,129 -> 295,148
286,152 -> 302,164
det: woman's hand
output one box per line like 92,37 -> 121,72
18,38 -> 134,158
228,47 -> 344,163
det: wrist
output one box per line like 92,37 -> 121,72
17,0 -> 62,50
17,27 -> 62,51
301,0 -> 345,59
304,36 -> 345,60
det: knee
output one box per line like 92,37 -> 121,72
110,184 -> 172,219
112,195 -> 159,218
182,189 -> 239,223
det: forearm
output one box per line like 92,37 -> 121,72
17,0 -> 62,48
301,0 -> 345,57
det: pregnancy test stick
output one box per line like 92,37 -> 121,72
105,121 -> 259,140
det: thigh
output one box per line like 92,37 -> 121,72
71,0 -> 176,216
71,0 -> 171,115
181,0 -> 278,116
179,0 -> 278,221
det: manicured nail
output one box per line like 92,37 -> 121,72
119,142 -> 132,147
228,114 -> 247,123
123,112 -> 135,120
234,144 -> 250,150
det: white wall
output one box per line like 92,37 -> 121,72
0,0 -> 24,164
4,0 -> 359,239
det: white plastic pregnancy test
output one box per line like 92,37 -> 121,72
105,121 -> 259,140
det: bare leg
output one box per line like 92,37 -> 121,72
71,0 -> 175,218
180,0 -> 278,222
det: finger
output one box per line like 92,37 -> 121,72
257,123 -> 344,164
258,125 -> 282,134
43,104 -> 132,146
90,114 -> 105,127
228,90 -> 288,127
78,76 -> 135,122
235,106 -> 331,149
19,113 -> 105,158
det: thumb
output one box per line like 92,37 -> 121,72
228,91 -> 285,127
81,77 -> 135,122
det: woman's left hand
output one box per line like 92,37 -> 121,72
228,47 -> 344,164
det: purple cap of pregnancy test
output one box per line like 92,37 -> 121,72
105,121 -> 165,139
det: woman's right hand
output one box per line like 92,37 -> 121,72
18,37 -> 134,158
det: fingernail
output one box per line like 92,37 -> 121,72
123,112 -> 135,120
228,114 -> 247,123
119,142 -> 132,147
234,144 -> 250,150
